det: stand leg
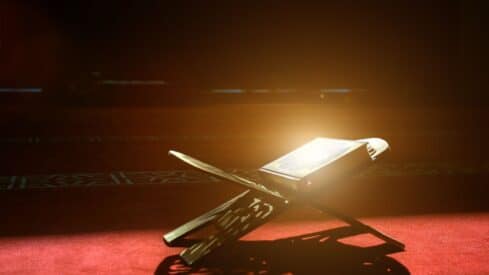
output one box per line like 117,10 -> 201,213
163,190 -> 250,246
180,194 -> 287,265
311,202 -> 405,250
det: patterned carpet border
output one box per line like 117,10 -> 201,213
1,162 -> 487,190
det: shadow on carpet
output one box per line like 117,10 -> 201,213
155,225 -> 409,274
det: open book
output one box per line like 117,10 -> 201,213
259,137 -> 389,193
164,137 -> 401,265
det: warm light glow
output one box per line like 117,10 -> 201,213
261,138 -> 361,178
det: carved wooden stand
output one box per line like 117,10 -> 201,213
163,151 -> 405,265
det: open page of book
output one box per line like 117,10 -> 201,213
260,138 -> 364,179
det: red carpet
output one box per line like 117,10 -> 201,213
1,213 -> 487,274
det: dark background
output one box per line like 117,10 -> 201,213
1,1 -> 487,105
0,0 -> 487,219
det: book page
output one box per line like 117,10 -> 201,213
261,138 -> 362,179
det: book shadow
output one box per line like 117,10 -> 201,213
155,225 -> 409,274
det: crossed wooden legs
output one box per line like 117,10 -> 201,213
164,191 -> 404,265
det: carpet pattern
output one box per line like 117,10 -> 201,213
1,161 -> 488,190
